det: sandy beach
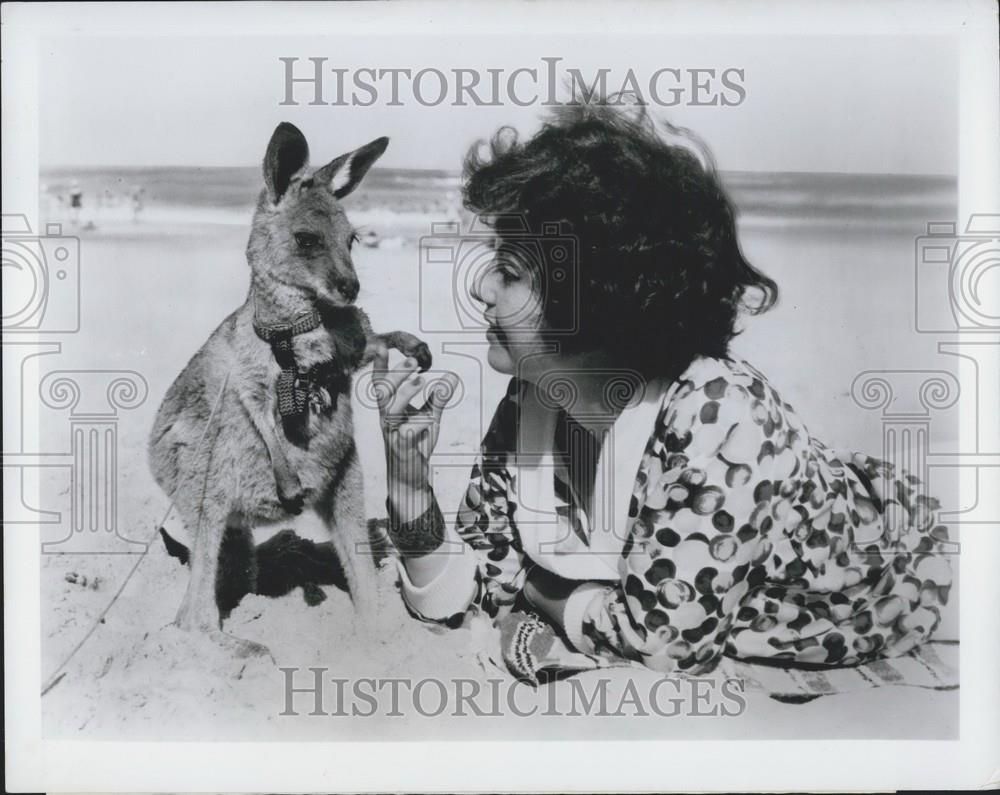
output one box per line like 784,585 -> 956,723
36,170 -> 960,739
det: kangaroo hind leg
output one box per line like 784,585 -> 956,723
319,449 -> 380,624
174,502 -> 271,660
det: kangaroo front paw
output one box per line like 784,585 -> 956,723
372,331 -> 433,372
409,341 -> 432,372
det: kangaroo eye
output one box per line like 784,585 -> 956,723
294,232 -> 321,251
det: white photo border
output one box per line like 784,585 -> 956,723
4,0 -> 998,791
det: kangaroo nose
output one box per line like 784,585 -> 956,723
338,276 -> 360,302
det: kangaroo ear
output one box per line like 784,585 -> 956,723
313,136 -> 389,199
263,122 -> 310,204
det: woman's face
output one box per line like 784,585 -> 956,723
471,236 -> 548,376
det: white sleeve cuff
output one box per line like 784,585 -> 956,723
562,582 -> 610,654
395,524 -> 479,621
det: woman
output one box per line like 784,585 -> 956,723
374,102 -> 952,683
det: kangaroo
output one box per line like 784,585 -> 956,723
148,122 -> 430,658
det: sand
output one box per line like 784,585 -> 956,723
37,214 -> 959,739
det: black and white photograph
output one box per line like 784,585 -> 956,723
4,1 -> 998,791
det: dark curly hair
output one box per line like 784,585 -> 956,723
462,101 -> 778,380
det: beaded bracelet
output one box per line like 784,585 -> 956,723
385,495 -> 447,557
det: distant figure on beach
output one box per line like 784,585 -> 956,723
99,187 -> 117,217
130,184 -> 145,223
69,180 -> 83,226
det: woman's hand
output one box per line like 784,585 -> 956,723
372,343 -> 459,521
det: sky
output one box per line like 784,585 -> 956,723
40,33 -> 958,174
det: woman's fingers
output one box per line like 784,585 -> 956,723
386,383 -> 452,450
373,356 -> 420,411
386,369 -> 460,420
379,369 -> 460,466
424,372 -> 460,424
386,371 -> 427,416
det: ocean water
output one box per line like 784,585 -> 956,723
40,165 -> 956,234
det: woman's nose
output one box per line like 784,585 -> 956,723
470,263 -> 494,306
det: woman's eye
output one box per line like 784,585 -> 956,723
494,257 -> 520,283
294,232 -> 321,251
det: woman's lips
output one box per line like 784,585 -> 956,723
486,326 -> 506,344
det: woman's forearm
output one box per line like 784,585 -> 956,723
389,483 -> 480,617
387,481 -> 435,524
387,484 -> 451,587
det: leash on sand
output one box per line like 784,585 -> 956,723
41,370 -> 233,697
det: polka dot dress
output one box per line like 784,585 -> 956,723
455,357 -> 954,674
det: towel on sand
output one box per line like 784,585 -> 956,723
720,641 -> 958,703
470,606 -> 958,703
